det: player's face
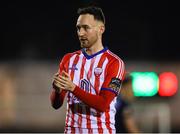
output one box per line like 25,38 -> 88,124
76,14 -> 101,48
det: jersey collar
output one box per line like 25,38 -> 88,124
82,46 -> 108,59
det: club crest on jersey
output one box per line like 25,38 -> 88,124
94,67 -> 103,77
68,64 -> 78,71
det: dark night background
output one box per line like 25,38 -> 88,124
1,0 -> 179,62
1,0 -> 180,133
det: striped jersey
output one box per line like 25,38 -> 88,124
58,47 -> 125,133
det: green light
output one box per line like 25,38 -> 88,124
131,72 -> 159,97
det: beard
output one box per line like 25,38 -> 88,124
80,39 -> 88,48
80,36 -> 98,48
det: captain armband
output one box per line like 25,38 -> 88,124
108,77 -> 122,94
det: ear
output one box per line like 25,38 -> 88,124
99,25 -> 105,34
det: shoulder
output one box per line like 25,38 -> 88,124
105,49 -> 125,66
61,50 -> 82,61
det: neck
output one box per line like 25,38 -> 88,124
86,41 -> 104,55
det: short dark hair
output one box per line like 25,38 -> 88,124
77,6 -> 105,25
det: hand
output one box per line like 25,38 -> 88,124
52,72 -> 62,93
54,71 -> 76,92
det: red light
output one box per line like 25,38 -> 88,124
158,72 -> 178,96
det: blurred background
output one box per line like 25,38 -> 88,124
1,0 -> 179,133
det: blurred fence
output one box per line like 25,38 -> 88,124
0,60 -> 179,132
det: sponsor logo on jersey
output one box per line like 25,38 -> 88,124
94,67 -> 103,77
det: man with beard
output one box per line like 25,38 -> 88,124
50,6 -> 125,134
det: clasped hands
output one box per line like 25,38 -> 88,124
52,71 -> 76,92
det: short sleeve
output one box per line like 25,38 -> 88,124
101,59 -> 125,95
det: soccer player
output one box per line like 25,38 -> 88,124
50,6 -> 125,134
